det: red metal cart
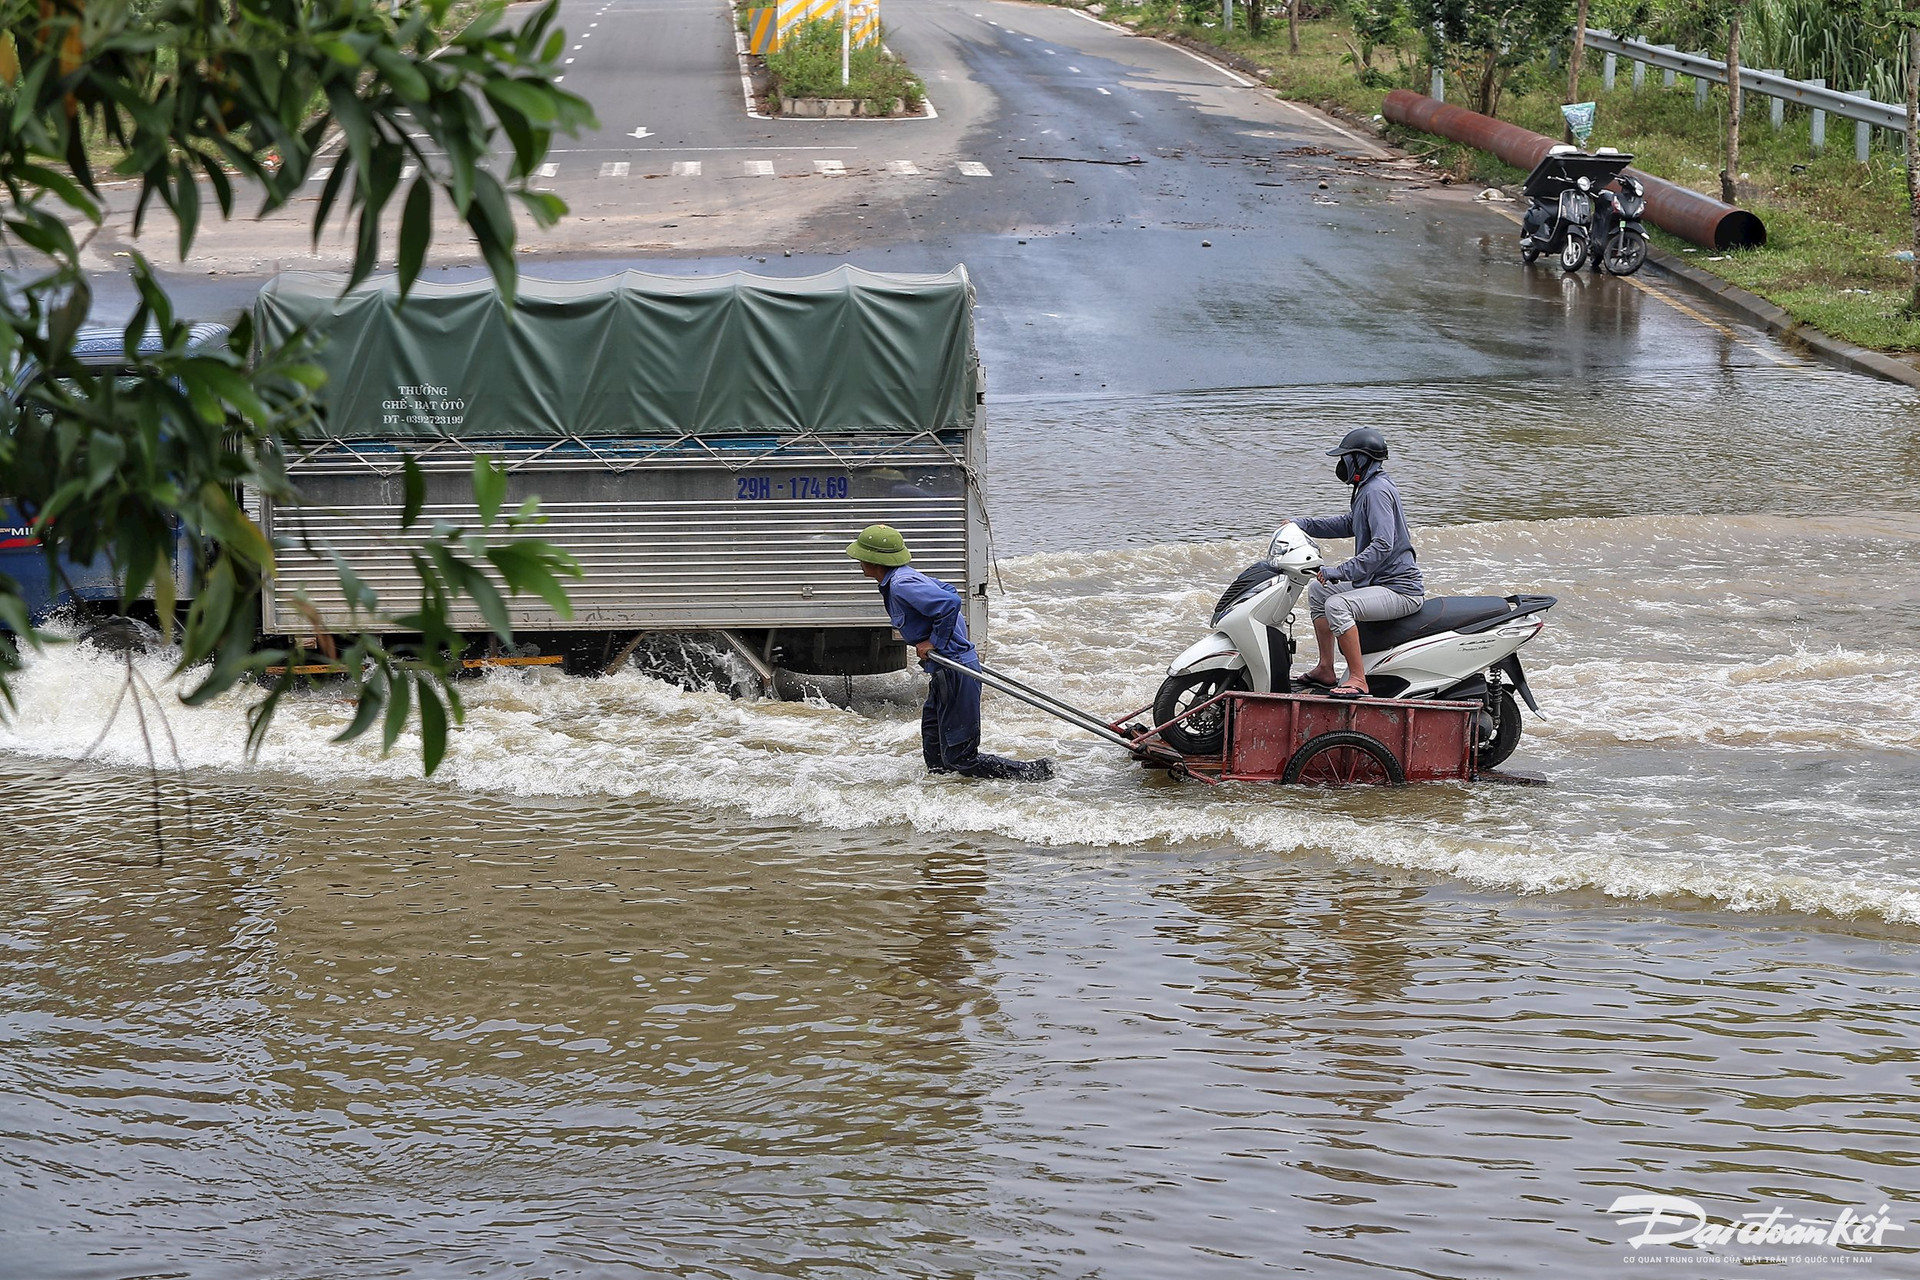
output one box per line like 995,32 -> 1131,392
929,655 -> 1485,787
1146,689 -> 1477,786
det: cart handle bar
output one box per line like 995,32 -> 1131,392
924,652 -> 1140,749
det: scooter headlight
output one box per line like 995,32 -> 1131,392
1576,175 -> 1592,191
1267,524 -> 1322,573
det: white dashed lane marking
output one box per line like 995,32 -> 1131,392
521,157 -> 1002,181
1096,87 -> 1111,95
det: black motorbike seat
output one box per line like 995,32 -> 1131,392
1357,596 -> 1516,653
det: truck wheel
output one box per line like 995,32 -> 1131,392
1282,730 -> 1405,787
1151,669 -> 1248,756
1476,688 -> 1523,771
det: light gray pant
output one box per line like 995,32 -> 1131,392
1307,580 -> 1423,636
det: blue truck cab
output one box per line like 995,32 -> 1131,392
2,322 -> 229,620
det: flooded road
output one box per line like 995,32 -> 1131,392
6,364 -> 1920,1275
12,0 -> 1920,1264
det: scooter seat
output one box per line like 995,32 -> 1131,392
1357,596 -> 1517,653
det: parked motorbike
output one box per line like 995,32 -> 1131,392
1519,146 -> 1636,274
1586,173 -> 1650,276
1152,524 -> 1556,767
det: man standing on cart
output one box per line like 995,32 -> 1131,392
1291,428 -> 1425,699
846,524 -> 1055,781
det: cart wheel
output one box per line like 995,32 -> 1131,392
1282,730 -> 1405,787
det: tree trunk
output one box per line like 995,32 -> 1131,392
1288,0 -> 1299,54
1566,0 -> 1589,105
1478,48 -> 1498,117
1247,0 -> 1262,37
1563,0 -> 1590,143
1722,3 -> 1745,204
1907,8 -> 1920,313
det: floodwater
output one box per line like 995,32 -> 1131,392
5,362 -> 1920,1277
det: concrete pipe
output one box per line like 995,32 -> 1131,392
1382,89 -> 1766,251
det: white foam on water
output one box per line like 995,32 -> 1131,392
5,515 -> 1919,925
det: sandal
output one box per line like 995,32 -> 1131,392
1328,682 -> 1368,700
1295,672 -> 1336,690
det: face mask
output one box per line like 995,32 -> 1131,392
1336,454 -> 1366,484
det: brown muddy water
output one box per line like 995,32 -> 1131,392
4,366 -> 1920,1278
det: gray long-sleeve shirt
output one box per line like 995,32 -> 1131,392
1296,467 -> 1424,596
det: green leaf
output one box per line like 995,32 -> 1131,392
330,552 -> 378,615
381,666 -> 413,751
472,454 -> 506,526
152,551 -> 177,642
172,155 -> 201,259
86,431 -> 126,494
371,45 -> 432,101
397,175 -> 432,297
485,78 -> 562,125
401,453 -> 425,529
485,540 -> 578,618
334,686 -> 384,744
417,679 -> 449,775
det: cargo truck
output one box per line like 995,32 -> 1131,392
252,266 -> 991,679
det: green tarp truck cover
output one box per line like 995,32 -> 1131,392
253,266 -> 980,440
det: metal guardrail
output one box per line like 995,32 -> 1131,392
1583,29 -> 1906,134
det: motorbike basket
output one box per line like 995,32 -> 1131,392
1557,190 -> 1593,222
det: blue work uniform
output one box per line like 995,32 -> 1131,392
877,565 -> 1041,779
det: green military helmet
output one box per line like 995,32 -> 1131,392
846,523 -> 912,566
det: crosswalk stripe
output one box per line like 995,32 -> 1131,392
672,160 -> 701,177
536,163 -> 557,178
744,159 -> 774,176
957,161 -> 991,177
887,159 -> 919,175
814,159 -> 847,175
600,161 -> 630,177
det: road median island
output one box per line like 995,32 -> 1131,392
1040,2 -> 1920,360
737,10 -> 930,118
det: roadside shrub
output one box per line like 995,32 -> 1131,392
767,18 -> 924,114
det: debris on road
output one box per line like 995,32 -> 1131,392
1016,155 -> 1147,166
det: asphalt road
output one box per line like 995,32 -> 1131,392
113,0 -> 1825,397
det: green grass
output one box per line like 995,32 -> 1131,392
1058,3 -> 1920,352
766,19 -> 924,115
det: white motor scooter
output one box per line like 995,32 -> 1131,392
1152,523 -> 1555,764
